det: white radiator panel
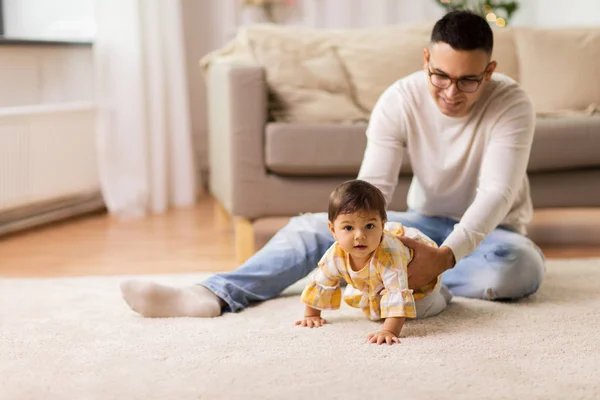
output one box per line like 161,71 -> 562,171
0,105 -> 100,212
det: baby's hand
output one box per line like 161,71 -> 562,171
295,316 -> 327,328
367,330 -> 400,345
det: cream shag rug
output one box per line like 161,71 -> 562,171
1,259 -> 600,400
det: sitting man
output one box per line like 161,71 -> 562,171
120,10 -> 546,318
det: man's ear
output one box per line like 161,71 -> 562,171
485,60 -> 498,82
328,220 -> 336,239
423,47 -> 430,70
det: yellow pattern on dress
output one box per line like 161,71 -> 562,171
301,222 -> 440,321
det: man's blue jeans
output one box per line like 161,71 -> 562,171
201,211 -> 546,313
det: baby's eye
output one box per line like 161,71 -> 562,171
343,225 -> 353,231
366,224 -> 375,230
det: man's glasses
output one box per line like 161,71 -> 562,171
427,63 -> 491,93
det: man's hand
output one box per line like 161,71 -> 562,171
367,330 -> 400,345
399,237 -> 456,289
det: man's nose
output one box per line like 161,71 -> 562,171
445,82 -> 459,98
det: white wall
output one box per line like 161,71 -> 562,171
224,0 -> 445,37
225,0 -> 600,31
5,0 -> 597,43
3,0 -> 95,39
522,0 -> 600,27
0,47 -> 93,107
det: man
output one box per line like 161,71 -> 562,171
120,10 -> 545,318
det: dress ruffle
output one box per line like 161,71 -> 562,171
380,288 -> 417,319
301,281 -> 342,310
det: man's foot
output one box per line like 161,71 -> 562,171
440,285 -> 454,304
120,281 -> 224,318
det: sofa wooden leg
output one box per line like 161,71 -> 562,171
214,200 -> 232,230
234,217 -> 255,265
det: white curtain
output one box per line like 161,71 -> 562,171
93,0 -> 197,218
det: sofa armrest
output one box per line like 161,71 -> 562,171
206,57 -> 268,217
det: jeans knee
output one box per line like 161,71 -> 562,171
281,213 -> 333,256
483,244 -> 545,300
287,213 -> 328,232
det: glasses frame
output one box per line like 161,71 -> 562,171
427,62 -> 491,93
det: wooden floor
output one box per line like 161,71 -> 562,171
0,197 -> 236,278
1,196 -> 599,278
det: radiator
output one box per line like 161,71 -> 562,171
0,102 -> 104,234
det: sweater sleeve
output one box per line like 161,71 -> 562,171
442,94 -> 536,262
357,84 -> 408,206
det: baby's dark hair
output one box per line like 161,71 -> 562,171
328,180 -> 387,223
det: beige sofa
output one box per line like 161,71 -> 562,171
202,23 -> 600,263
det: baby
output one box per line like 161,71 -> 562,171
295,179 -> 452,345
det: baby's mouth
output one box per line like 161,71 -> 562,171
354,245 -> 367,249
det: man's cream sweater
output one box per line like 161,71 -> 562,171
358,70 -> 536,262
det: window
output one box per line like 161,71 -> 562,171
0,0 -> 95,40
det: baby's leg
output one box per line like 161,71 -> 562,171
415,285 -> 453,319
120,281 -> 224,318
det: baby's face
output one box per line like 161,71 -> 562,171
328,210 -> 385,266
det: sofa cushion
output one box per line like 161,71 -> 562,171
264,122 -> 412,176
250,44 -> 367,123
206,23 -> 448,123
490,28 -> 520,82
334,31 -> 431,112
244,24 -> 436,123
334,27 -> 520,113
514,27 -> 600,113
202,23 -> 520,123
265,116 -> 600,176
528,115 -> 600,172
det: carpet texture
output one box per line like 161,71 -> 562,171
1,258 -> 600,400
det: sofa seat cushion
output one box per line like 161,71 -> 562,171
265,116 -> 600,176
264,122 -> 412,176
528,115 -> 600,172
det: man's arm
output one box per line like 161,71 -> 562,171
357,85 -> 407,205
442,95 -> 536,262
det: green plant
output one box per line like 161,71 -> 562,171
435,0 -> 519,26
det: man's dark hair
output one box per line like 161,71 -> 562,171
431,10 -> 494,55
328,180 -> 387,223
